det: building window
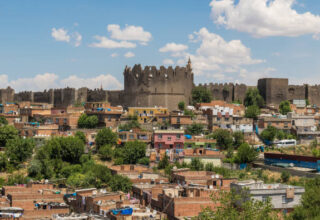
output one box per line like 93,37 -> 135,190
284,122 -> 288,128
168,137 -> 171,141
176,134 -> 181,139
282,196 -> 287,204
158,134 -> 162,139
150,111 -> 154,115
217,118 -> 221,121
55,118 -> 59,123
262,196 -> 268,203
225,117 -> 229,121
108,116 -> 111,122
129,134 -> 134,139
63,118 -> 67,124
177,117 -> 180,124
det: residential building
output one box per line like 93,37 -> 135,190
258,116 -> 292,131
231,180 -> 305,213
128,107 -> 168,124
118,128 -> 152,145
181,148 -> 223,167
288,113 -> 320,144
154,130 -> 185,149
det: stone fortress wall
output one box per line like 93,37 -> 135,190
1,61 -> 320,109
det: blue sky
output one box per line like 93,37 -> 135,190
1,0 -> 320,91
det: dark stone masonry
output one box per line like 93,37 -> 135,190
1,61 -> 320,109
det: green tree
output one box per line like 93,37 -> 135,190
290,177 -> 320,220
98,144 -> 113,161
0,153 -> 9,172
0,125 -> 18,147
118,115 -> 140,131
109,175 -> 132,193
260,126 -> 278,142
61,164 -> 82,178
95,128 -> 118,150
158,154 -> 169,169
27,159 -> 43,179
191,86 -> 212,104
178,101 -> 185,111
211,129 -> 233,150
5,137 -> 35,168
235,143 -> 258,164
245,105 -> 260,119
190,158 -> 204,171
233,131 -> 244,148
281,171 -> 290,183
77,113 -> 98,128
279,100 -> 291,115
0,116 -> 8,125
77,113 -> 88,128
198,189 -> 277,220
122,141 -> 146,164
137,157 -> 150,166
186,123 -> 204,135
67,173 -> 87,188
45,136 -> 85,164
244,88 -> 264,107
86,115 -> 99,128
75,131 -> 86,144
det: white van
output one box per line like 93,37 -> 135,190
275,139 -> 296,148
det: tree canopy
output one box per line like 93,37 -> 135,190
178,101 -> 185,111
191,86 -> 212,104
198,189 -> 277,220
244,88 -> 264,107
279,100 -> 291,115
290,177 -> 320,219
0,125 -> 18,147
234,143 -> 258,164
5,137 -> 35,168
77,113 -> 99,129
211,129 -> 233,150
186,123 -> 204,135
0,116 -> 8,125
233,131 -> 244,149
245,105 -> 260,119
95,128 -> 118,150
122,140 -> 146,164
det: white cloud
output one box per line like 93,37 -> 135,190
51,28 -> 82,47
51,28 -> 70,42
210,0 -> 320,38
60,74 -> 122,90
124,51 -> 135,58
159,43 -> 188,53
73,32 -> 82,47
111,53 -> 118,58
188,28 -> 263,74
90,36 -> 136,49
107,24 -> 152,43
162,59 -> 174,65
0,73 -> 122,91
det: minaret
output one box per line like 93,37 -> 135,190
100,83 -> 103,90
187,57 -> 192,71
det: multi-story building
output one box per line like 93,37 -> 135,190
231,180 -> 305,214
128,107 -> 168,124
258,116 -> 292,132
288,113 -> 320,144
154,130 -> 185,149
